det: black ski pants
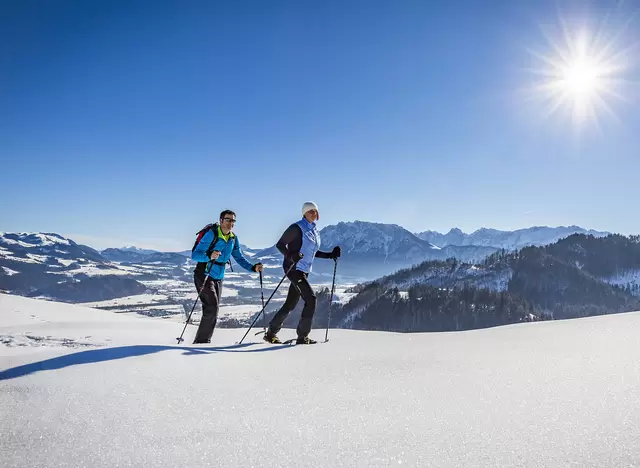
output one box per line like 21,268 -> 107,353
269,269 -> 317,338
193,274 -> 222,344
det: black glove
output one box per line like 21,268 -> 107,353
251,263 -> 263,272
330,246 -> 341,259
288,252 -> 304,263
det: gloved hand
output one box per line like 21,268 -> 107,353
288,252 -> 304,263
252,263 -> 264,272
330,246 -> 341,259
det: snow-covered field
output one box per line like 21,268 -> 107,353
2,293 -> 640,467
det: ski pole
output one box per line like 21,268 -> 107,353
324,258 -> 338,343
238,262 -> 295,344
176,262 -> 213,344
254,270 -> 267,336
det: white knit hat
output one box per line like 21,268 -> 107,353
302,201 -> 319,219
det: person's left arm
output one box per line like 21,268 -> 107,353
232,237 -> 262,272
315,246 -> 341,259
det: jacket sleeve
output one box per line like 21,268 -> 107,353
231,237 -> 255,272
191,230 -> 215,263
275,224 -> 301,257
315,249 -> 332,259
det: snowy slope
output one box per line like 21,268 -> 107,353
2,293 -> 640,467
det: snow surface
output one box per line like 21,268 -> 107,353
2,293 -> 640,467
79,294 -> 171,307
55,258 -> 76,267
69,263 -> 133,276
2,266 -> 20,276
218,304 -> 262,320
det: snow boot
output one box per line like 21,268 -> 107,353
295,336 -> 317,345
263,333 -> 282,344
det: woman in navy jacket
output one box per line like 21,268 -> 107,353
265,202 -> 340,345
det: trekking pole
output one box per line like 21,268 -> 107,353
254,270 -> 267,336
324,258 -> 338,343
176,262 -> 213,344
238,263 -> 295,344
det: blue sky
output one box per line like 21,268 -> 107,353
1,0 -> 639,250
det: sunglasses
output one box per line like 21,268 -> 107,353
222,218 -> 236,223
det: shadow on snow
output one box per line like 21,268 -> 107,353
0,341 -> 293,381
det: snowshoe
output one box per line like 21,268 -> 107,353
295,336 -> 317,345
263,333 -> 282,344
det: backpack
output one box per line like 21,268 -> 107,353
192,223 -> 219,255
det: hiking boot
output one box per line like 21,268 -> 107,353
263,333 -> 282,344
295,336 -> 317,345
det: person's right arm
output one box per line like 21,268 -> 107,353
276,224 -> 301,261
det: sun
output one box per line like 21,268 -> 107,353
547,46 -> 611,124
522,11 -> 638,131
561,57 -> 600,96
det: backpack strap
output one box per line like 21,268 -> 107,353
205,225 -> 220,257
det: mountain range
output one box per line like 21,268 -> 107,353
0,223 -> 618,321
416,225 -> 609,249
302,233 -> 640,334
250,222 -> 610,279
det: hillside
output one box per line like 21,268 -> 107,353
329,234 -> 640,332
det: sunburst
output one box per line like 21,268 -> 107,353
523,9 -> 638,130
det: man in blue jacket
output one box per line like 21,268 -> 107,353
191,210 -> 263,344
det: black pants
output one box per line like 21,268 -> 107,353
193,274 -> 222,344
269,269 -> 317,338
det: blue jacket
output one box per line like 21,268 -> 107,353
191,227 -> 255,280
295,218 -> 320,273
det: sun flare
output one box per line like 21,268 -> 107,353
523,12 -> 638,130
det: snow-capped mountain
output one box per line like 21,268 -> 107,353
0,232 -> 104,264
321,221 -> 440,260
416,225 -> 610,250
0,232 -> 184,303
418,227 -> 467,247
